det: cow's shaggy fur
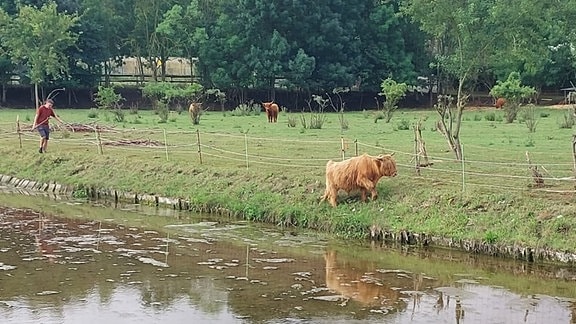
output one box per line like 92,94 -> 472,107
189,102 -> 202,124
262,102 -> 279,122
321,153 -> 397,207
495,97 -> 506,109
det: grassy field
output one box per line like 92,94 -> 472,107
0,105 -> 575,261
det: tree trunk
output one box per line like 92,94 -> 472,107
435,75 -> 466,161
451,76 -> 468,161
34,83 -> 40,108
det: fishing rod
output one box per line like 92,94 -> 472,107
46,87 -> 66,101
32,87 -> 69,130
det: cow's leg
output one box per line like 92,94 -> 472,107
357,179 -> 377,202
320,190 -> 328,203
360,189 -> 368,202
329,193 -> 337,207
370,189 -> 378,201
325,187 -> 338,207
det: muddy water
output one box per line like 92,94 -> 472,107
0,190 -> 575,324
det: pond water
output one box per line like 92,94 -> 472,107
0,188 -> 575,324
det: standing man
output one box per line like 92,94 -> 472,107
32,99 -> 64,153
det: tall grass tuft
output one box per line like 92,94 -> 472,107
521,104 -> 538,133
558,111 -> 575,129
287,114 -> 298,127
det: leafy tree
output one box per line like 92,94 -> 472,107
155,2 -> 208,83
201,1 -> 340,93
94,85 -> 125,122
130,0 -> 189,82
488,0 -> 576,94
199,0 -> 258,97
379,78 -> 408,123
490,72 -> 535,123
0,10 -> 14,104
356,1 -> 424,91
142,81 -> 203,122
0,1 -> 78,107
70,0 -> 134,89
0,56 -> 15,104
402,0 -> 505,160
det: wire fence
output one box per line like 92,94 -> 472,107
1,120 -> 575,195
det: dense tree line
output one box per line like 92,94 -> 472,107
0,0 -> 575,106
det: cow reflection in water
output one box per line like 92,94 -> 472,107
324,250 -> 403,307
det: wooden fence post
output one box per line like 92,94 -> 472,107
341,137 -> 345,160
245,133 -> 249,169
16,115 -> 22,149
196,129 -> 203,164
572,135 -> 576,189
95,127 -> 103,154
163,128 -> 169,161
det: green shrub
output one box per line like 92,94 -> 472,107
87,109 -> 98,119
156,101 -> 169,123
484,112 -> 496,121
230,103 -> 260,116
396,119 -> 410,130
373,111 -> 385,123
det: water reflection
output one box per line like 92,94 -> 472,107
0,190 -> 575,323
324,249 -> 405,309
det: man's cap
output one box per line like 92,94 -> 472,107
46,99 -> 54,104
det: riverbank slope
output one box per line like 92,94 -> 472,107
1,108 -> 575,265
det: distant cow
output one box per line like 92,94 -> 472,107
495,97 -> 506,109
189,102 -> 202,124
262,101 -> 279,122
320,153 -> 397,207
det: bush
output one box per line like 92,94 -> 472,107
484,112 -> 496,121
299,112 -> 326,129
230,103 -> 260,116
94,85 -> 124,110
112,109 -> 125,122
156,101 -> 169,123
87,109 -> 98,119
94,86 -> 125,123
396,119 -> 410,130
373,111 -> 385,123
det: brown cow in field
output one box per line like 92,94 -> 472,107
320,153 -> 397,207
262,101 -> 279,122
189,102 -> 202,125
495,97 -> 506,109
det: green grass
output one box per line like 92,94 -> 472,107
1,106 -> 575,259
